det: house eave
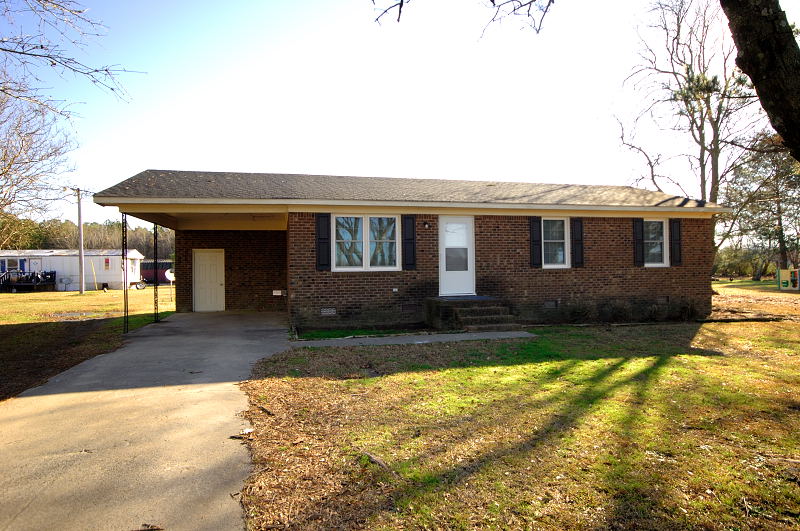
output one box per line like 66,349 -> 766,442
94,196 -> 730,214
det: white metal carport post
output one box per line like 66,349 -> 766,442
122,213 -> 129,333
153,223 -> 160,323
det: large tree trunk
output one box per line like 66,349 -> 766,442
720,0 -> 800,161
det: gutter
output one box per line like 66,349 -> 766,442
93,196 -> 731,214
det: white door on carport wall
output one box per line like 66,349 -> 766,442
193,249 -> 225,311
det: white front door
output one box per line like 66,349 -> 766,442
29,259 -> 42,272
193,249 -> 225,311
439,216 -> 476,295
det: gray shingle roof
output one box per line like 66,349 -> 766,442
94,169 -> 718,209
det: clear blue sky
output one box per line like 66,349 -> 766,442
39,0 -> 797,225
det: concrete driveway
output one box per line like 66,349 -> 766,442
0,312 -> 288,531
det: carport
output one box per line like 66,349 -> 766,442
101,202 -> 289,331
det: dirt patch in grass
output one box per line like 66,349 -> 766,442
0,288 -> 175,400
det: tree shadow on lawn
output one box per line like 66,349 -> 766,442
246,323 -> 758,529
0,314 -> 161,400
263,323 -> 723,380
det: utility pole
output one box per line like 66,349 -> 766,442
66,187 -> 85,294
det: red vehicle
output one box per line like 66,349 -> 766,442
140,259 -> 174,284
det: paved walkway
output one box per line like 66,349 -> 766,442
0,312 -> 288,531
294,330 -> 534,348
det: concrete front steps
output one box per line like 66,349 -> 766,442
424,296 -> 527,331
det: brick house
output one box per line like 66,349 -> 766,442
94,170 -> 724,329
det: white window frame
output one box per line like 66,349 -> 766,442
6,258 -> 19,271
643,218 -> 670,267
331,214 -> 402,272
542,217 -> 571,269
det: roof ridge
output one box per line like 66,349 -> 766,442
135,169 -> 650,193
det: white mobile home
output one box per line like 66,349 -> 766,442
0,249 -> 144,291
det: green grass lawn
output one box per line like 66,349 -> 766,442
241,319 -> 800,529
0,287 -> 175,400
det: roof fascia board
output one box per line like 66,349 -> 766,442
94,196 -> 730,214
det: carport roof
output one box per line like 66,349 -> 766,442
94,169 -> 723,210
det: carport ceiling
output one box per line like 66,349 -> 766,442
124,212 -> 288,231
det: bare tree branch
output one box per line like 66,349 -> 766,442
372,0 -> 556,33
0,89 -> 72,218
373,0 -> 405,23
0,0 -> 127,114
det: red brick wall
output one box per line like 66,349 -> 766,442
174,230 -> 287,312
474,216 -> 714,319
286,213 -> 714,328
287,213 -> 439,329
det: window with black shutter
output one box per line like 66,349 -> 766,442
402,215 -> 416,270
315,213 -> 331,271
529,216 -> 542,268
669,218 -> 682,266
633,218 -> 645,267
570,218 -> 584,268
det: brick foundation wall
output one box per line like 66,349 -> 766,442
175,230 -> 287,312
287,213 -> 439,329
474,216 -> 714,320
286,213 -> 714,329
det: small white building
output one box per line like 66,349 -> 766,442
0,249 -> 144,291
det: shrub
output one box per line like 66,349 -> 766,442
599,300 -> 633,322
558,301 -> 597,323
667,299 -> 698,321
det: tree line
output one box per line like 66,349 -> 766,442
0,216 -> 175,260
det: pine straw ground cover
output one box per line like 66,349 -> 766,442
240,292 -> 800,530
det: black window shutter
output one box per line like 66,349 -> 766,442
669,218 -> 682,266
570,218 -> 584,268
530,216 -> 542,268
401,215 -> 416,270
315,213 -> 331,271
633,218 -> 645,267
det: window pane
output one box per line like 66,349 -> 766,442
370,242 -> 397,267
643,221 -> 664,242
369,217 -> 396,242
7,258 -> 18,270
542,219 -> 565,241
543,242 -> 566,265
645,241 -> 664,264
444,222 -> 467,247
335,241 -> 363,267
335,217 -> 362,241
445,248 -> 468,271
